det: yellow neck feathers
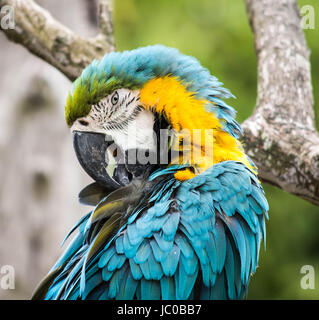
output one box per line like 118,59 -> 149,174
139,76 -> 254,181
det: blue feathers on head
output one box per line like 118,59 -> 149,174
70,45 -> 241,137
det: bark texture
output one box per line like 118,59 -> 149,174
243,0 -> 319,205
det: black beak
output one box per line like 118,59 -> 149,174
73,131 -> 133,190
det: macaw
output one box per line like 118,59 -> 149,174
32,45 -> 268,300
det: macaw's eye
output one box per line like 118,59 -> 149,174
111,91 -> 119,105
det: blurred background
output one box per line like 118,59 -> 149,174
0,0 -> 318,299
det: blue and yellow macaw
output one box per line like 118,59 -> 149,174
32,45 -> 268,300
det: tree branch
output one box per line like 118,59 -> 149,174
98,0 -> 114,41
0,0 -> 115,81
243,0 -> 319,205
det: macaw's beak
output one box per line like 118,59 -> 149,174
72,131 -> 134,190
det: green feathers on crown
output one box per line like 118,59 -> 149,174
65,71 -> 138,126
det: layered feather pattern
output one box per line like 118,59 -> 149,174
33,161 -> 268,300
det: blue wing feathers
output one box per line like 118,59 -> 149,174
160,276 -> 176,300
161,245 -> 180,276
43,161 -> 268,300
141,279 -> 161,300
129,259 -> 143,280
147,251 -> 163,280
117,270 -> 138,300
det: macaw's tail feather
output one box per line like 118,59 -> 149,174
31,263 -> 67,300
78,182 -> 115,206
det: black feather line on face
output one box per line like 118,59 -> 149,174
126,96 -> 136,108
89,91 -> 143,131
102,104 -> 144,131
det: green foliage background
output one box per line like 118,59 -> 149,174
113,0 -> 319,299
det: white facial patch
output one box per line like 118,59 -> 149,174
109,109 -> 156,152
71,88 -> 157,153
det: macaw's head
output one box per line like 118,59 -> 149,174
66,45 -> 254,190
